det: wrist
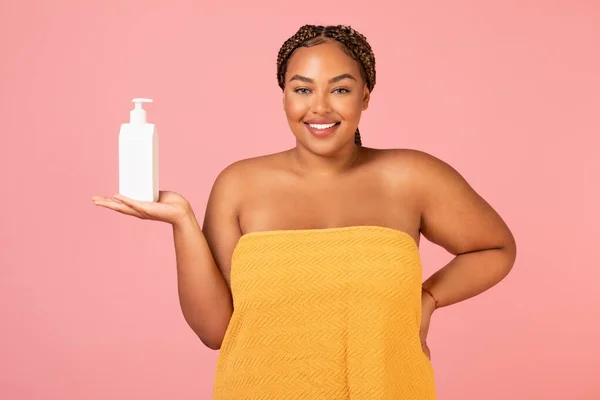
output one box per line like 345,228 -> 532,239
172,202 -> 196,228
421,287 -> 438,315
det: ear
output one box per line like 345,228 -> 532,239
362,85 -> 370,110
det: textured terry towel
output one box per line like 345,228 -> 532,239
213,226 -> 436,400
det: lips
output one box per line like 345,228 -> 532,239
305,122 -> 338,129
304,118 -> 338,124
304,120 -> 340,138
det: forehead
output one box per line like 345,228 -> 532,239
285,41 -> 362,80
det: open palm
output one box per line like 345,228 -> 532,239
92,191 -> 191,225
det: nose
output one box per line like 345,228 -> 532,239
311,92 -> 331,115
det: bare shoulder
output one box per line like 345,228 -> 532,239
369,147 -> 451,170
363,147 -> 455,186
375,148 -> 480,204
211,151 -> 289,194
370,147 -> 515,256
207,150 -> 291,221
221,151 -> 289,177
202,151 -> 290,285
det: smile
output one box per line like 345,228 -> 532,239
304,121 -> 340,138
306,122 -> 339,130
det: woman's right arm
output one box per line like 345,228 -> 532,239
174,165 -> 243,350
93,163 -> 244,350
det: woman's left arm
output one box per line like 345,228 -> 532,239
414,151 -> 517,317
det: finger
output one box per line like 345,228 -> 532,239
93,198 -> 143,218
93,196 -> 127,207
113,194 -> 150,214
92,195 -> 114,203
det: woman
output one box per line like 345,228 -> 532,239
93,25 -> 516,399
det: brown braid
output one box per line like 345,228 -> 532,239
276,25 -> 376,146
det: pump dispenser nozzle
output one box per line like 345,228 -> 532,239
130,98 -> 153,124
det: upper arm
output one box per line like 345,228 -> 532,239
411,151 -> 516,256
202,162 -> 245,288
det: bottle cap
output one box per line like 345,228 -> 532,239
130,98 -> 153,124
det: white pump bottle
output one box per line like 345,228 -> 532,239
119,98 -> 159,202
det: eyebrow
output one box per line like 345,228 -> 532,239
288,73 -> 357,84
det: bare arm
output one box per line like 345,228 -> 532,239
175,164 -> 243,349
412,151 -> 517,314
93,162 -> 244,349
172,213 -> 233,350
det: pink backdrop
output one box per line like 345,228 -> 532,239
1,1 -> 599,399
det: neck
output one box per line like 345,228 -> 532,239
289,141 -> 362,177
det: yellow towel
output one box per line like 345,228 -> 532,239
213,226 -> 436,399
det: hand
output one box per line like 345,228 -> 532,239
92,191 -> 192,226
420,292 -> 436,361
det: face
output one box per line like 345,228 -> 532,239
283,40 -> 370,155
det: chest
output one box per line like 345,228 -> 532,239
238,177 -> 420,235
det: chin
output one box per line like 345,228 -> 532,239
296,134 -> 354,157
303,141 -> 340,157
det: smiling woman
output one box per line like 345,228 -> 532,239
277,25 -> 375,150
93,24 -> 516,400
288,71 -> 359,139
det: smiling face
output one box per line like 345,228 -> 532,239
282,40 -> 370,155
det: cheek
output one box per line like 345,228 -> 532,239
283,94 -> 309,121
332,94 -> 363,120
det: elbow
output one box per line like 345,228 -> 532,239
184,313 -> 227,350
497,233 -> 517,278
190,325 -> 224,350
202,337 -> 222,351
504,231 -> 518,266
183,309 -> 231,351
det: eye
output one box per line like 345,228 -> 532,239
333,88 -> 350,94
294,88 -> 311,95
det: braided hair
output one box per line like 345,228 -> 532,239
276,25 -> 376,146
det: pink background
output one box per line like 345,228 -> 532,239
1,1 -> 599,399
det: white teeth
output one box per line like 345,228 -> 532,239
309,123 -> 337,130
